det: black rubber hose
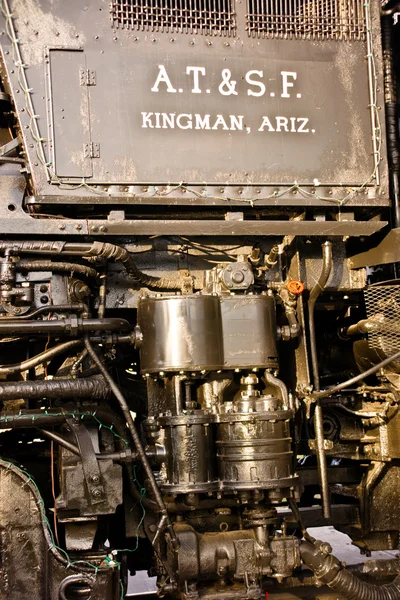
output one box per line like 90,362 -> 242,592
0,241 -> 180,290
300,540 -> 400,600
83,241 -> 180,290
0,376 -> 111,401
84,335 -> 177,545
16,260 -> 100,282
0,317 -> 130,336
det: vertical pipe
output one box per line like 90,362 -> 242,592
308,241 -> 333,519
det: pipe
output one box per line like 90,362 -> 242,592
39,429 -> 143,462
0,317 -> 130,336
84,335 -> 179,549
300,540 -> 400,599
16,260 -> 100,282
0,241 -> 181,290
264,245 -> 279,270
314,348 -> 400,400
0,376 -> 111,401
0,303 -> 87,321
0,339 -> 82,375
39,429 -> 81,456
264,371 -> 290,410
342,317 -> 383,338
307,241 -> 333,520
308,241 -> 332,391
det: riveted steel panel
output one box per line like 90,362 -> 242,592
0,0 -> 388,207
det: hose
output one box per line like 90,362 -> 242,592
0,317 -> 130,336
0,241 -> 180,290
300,540 -> 400,600
0,339 -> 82,375
0,376 -> 111,401
307,241 -> 333,520
16,260 -> 100,282
84,335 -> 178,548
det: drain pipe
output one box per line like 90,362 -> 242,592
308,241 -> 333,519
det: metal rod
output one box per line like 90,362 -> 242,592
315,348 -> 400,400
39,429 -> 80,456
308,241 -> 333,520
84,335 -> 179,550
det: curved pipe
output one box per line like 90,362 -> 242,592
264,371 -> 290,410
0,339 -> 82,375
300,540 -> 400,599
58,574 -> 93,600
307,241 -> 333,520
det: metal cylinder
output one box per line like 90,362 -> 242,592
158,414 -> 217,494
216,395 -> 296,499
220,294 -> 278,369
137,295 -> 223,372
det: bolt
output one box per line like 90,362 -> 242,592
99,225 -> 108,233
92,489 -> 102,499
75,224 -> 82,231
91,475 -> 100,484
320,542 -> 332,555
58,224 -> 66,230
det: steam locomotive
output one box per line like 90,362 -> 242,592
0,0 -> 400,598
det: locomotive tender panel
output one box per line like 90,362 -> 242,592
0,0 -> 388,206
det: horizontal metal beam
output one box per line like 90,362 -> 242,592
0,216 -> 387,237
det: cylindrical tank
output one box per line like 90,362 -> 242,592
137,295 -> 223,373
216,376 -> 296,500
158,414 -> 217,494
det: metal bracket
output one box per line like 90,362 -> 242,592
308,439 -> 334,451
79,68 -> 96,86
66,418 -> 105,505
83,142 -> 100,159
0,136 -> 22,157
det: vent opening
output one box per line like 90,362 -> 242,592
111,0 -> 236,35
246,0 -> 366,40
